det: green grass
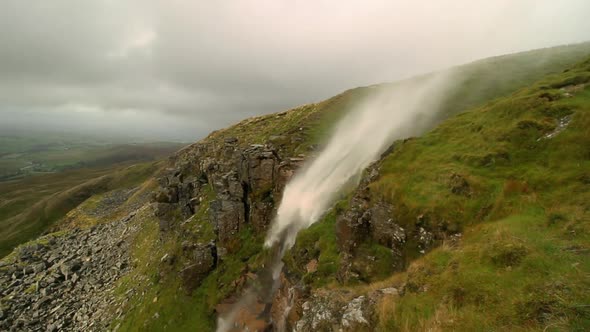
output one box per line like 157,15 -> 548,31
363,57 -> 590,331
284,206 -> 342,287
378,212 -> 590,331
372,57 -> 590,231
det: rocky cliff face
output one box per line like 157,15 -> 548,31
335,159 -> 442,284
0,124 -> 473,332
152,137 -> 304,291
147,127 -> 467,331
271,156 -> 461,331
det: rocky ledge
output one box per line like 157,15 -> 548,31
0,209 -> 141,332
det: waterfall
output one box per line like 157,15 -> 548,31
217,71 -> 455,331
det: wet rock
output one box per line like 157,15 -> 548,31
180,243 -> 216,292
210,199 -> 246,246
250,200 -> 274,232
340,296 -> 371,329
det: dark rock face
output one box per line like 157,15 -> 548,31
180,243 -> 217,292
0,210 -> 140,331
154,140 -> 302,240
210,198 -> 246,245
336,165 -> 406,282
152,138 -> 304,292
335,162 -> 447,283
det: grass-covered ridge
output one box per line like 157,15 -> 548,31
203,42 -> 590,156
355,56 -> 590,330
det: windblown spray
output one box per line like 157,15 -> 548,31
265,72 -> 454,251
217,71 -> 455,331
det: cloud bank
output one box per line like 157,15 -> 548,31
1,1 -> 589,140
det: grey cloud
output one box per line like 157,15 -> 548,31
1,0 -> 590,141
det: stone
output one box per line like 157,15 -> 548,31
224,137 -> 238,144
0,207 -> 139,331
32,262 -> 47,273
369,202 -> 406,251
180,243 -> 217,292
250,201 -> 274,232
210,199 -> 245,246
341,296 -> 370,328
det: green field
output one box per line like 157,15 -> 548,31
0,131 -> 184,180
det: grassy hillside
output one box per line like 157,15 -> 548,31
0,129 -> 185,257
0,161 -> 164,258
108,44 -> 590,331
281,55 -> 590,331
324,56 -> 590,330
209,42 -> 590,155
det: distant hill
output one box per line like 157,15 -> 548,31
0,131 -> 185,181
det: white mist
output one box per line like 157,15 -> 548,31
265,72 -> 454,251
217,71 -> 456,331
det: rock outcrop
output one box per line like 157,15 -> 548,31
335,161 -> 449,283
152,138 -> 303,291
292,287 -> 401,332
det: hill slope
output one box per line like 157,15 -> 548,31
110,45 -> 590,331
0,43 -> 589,331
318,55 -> 590,331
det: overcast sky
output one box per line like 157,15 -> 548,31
1,1 -> 589,141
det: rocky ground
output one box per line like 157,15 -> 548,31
0,208 -> 142,331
